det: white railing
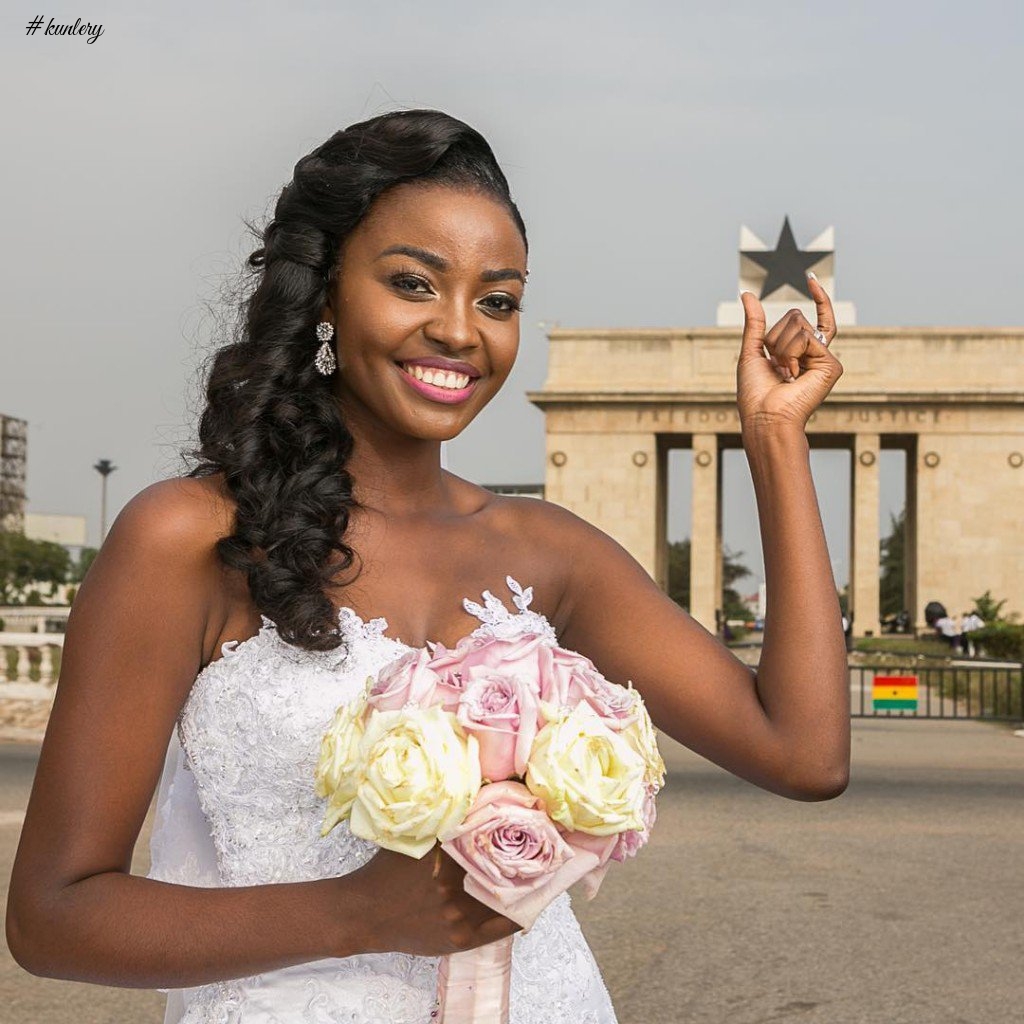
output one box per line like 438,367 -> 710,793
0,605 -> 71,634
0,632 -> 64,692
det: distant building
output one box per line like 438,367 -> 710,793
1,414 -> 28,532
482,483 -> 545,499
527,217 -> 1024,636
24,513 -> 89,563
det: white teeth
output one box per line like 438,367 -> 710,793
402,363 -> 471,390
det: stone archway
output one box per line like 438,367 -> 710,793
527,325 -> 1024,638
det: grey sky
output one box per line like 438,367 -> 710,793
3,0 -> 1021,595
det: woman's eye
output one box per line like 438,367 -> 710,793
390,273 -> 521,314
482,294 -> 522,314
392,274 -> 431,294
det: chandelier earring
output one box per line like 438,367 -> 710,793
314,321 -> 337,376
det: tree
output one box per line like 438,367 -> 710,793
69,546 -> 99,584
879,507 -> 905,618
666,538 -> 753,617
667,539 -> 691,610
0,530 -> 72,605
721,544 -> 753,619
970,590 -> 1016,624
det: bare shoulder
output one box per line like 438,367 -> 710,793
434,475 -> 600,631
112,472 -> 234,552
490,494 -> 609,632
508,494 -> 619,564
504,494 -> 586,545
77,472 -> 242,666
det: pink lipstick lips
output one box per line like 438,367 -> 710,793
395,361 -> 478,405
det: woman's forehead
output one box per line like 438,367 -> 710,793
353,184 -> 525,259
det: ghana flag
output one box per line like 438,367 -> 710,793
873,675 -> 918,710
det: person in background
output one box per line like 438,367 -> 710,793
934,613 -> 959,652
961,610 -> 985,657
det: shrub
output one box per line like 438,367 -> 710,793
969,622 -> 1024,663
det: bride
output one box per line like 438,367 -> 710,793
6,108 -> 850,1022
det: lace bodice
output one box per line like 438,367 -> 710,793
147,577 -> 618,1024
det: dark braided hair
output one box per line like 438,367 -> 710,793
183,109 -> 529,654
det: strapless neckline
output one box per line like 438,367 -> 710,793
199,575 -> 559,683
198,605 -> 416,683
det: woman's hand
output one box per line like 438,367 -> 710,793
737,274 -> 844,436
340,844 -> 523,958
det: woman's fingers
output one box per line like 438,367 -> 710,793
774,317 -> 816,376
739,291 -> 768,358
777,324 -> 827,380
762,314 -> 809,379
764,306 -> 806,349
743,278 -> 840,382
807,272 -> 837,340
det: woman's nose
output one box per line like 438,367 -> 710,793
423,297 -> 479,349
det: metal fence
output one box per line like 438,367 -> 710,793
850,663 -> 1024,720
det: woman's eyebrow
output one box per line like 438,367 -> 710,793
375,244 -> 525,284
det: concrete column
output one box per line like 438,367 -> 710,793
913,431 -> 1024,632
690,433 -> 720,632
850,432 -> 881,637
653,439 -> 669,592
903,437 -> 919,632
544,430 -> 661,578
40,645 -> 55,685
16,646 -> 31,683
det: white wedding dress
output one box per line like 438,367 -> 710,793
147,575 -> 619,1024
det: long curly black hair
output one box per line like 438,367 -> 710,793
183,109 -> 529,654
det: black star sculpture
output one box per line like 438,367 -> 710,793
741,216 -> 831,301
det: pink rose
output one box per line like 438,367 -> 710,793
538,646 -> 595,708
609,783 -> 658,863
456,632 -> 550,680
439,781 -> 615,932
542,647 -> 639,730
426,635 -> 488,711
455,669 -> 542,783
559,827 -> 619,900
431,632 -> 549,718
366,648 -> 440,712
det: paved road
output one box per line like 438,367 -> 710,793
2,718 -> 1022,1024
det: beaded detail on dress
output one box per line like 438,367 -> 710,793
147,576 -> 617,1024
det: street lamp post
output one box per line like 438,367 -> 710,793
93,459 -> 117,544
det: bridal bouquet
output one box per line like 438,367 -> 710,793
314,624 -> 666,1024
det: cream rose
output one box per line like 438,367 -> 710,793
348,705 -> 482,858
315,678 -> 372,835
525,700 -> 647,837
618,684 -> 667,792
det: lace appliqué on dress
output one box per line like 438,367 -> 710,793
462,575 -> 559,647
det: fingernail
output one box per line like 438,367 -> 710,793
806,271 -> 817,281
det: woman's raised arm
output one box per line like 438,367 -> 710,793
552,275 -> 850,802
